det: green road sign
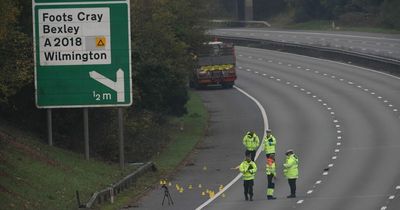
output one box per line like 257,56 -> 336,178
32,0 -> 132,108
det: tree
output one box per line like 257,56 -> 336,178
381,0 -> 400,29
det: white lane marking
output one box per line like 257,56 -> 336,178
336,125 -> 340,128
263,74 -> 267,76
276,78 -> 281,82
278,62 -> 282,64
323,171 -> 329,175
328,163 -> 334,167
337,142 -> 342,146
254,71 -> 259,74
348,81 -> 354,85
307,92 -> 311,95
286,82 -> 291,85
316,180 -> 322,184
335,149 -> 340,153
307,190 -> 313,194
306,68 -> 310,71
381,206 -> 387,210
396,185 -> 400,190
332,156 -> 337,160
337,136 -> 342,140
297,200 -> 304,204
238,66 -> 243,69
288,64 -> 292,67
196,86 -> 269,210
389,195 -> 395,200
388,104 -> 393,107
246,69 -> 251,72
237,46 -> 400,81
394,109 -> 398,112
334,120 -> 339,123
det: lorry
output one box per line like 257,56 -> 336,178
189,41 -> 237,89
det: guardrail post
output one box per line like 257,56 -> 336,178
110,187 -> 114,204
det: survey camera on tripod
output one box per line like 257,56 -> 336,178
161,184 -> 174,206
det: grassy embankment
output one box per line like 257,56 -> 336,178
0,90 -> 207,210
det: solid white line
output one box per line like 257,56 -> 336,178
237,46 -> 400,81
195,86 -> 269,210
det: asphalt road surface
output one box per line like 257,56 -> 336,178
210,28 -> 400,61
131,46 -> 400,210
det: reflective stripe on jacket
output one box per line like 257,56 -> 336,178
266,161 -> 276,176
263,134 -> 276,154
239,160 -> 257,180
283,154 -> 299,179
242,132 -> 260,151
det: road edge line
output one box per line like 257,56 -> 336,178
195,85 -> 269,210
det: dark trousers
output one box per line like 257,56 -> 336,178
245,150 -> 256,161
288,179 -> 297,196
243,180 -> 254,199
267,174 -> 275,189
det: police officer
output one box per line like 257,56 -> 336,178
242,131 -> 260,161
266,157 -> 277,200
263,129 -> 276,159
237,154 -> 257,201
283,149 -> 299,198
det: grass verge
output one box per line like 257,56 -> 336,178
0,121 -> 138,210
100,90 -> 207,210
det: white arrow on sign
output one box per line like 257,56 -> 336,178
89,69 -> 125,102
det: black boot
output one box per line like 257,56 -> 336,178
245,194 -> 249,201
